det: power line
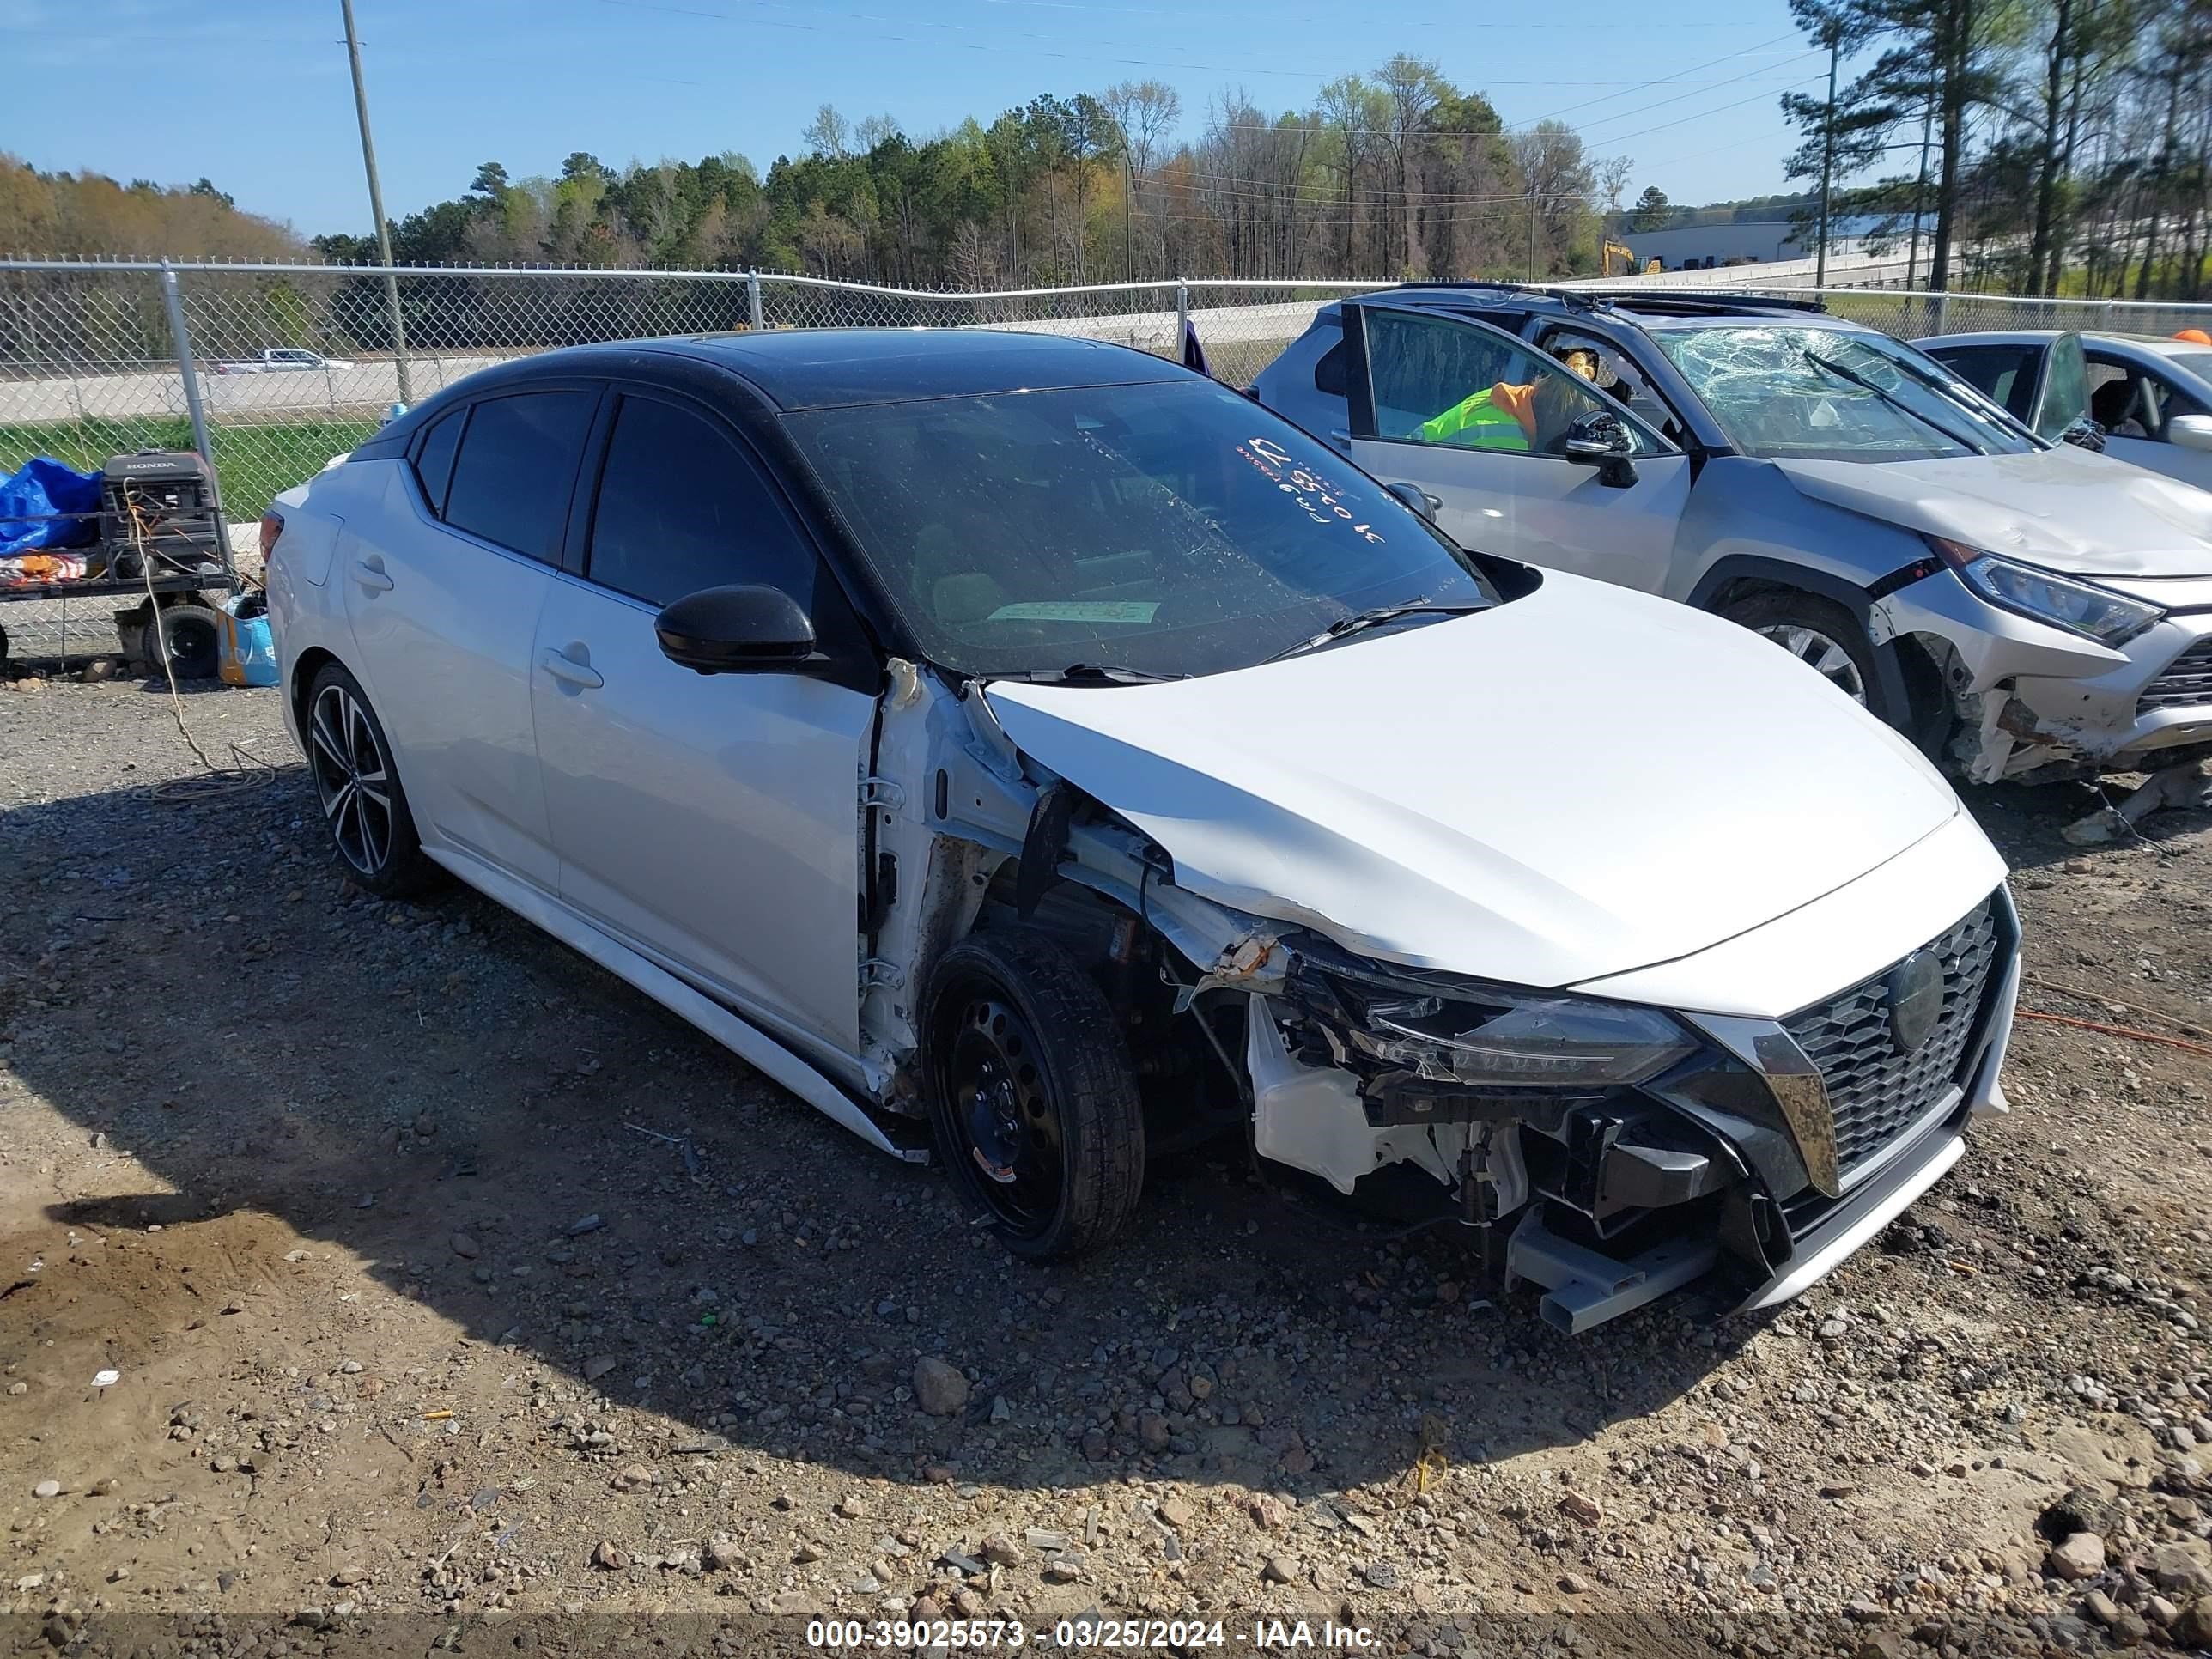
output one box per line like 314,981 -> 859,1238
1518,31 -> 1802,124
1532,51 -> 1817,135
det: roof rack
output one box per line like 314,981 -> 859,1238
1592,290 -> 1828,317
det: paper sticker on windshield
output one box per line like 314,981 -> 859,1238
988,601 -> 1160,623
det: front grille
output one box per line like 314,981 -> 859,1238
2139,639 -> 2212,716
1781,898 -> 2005,1176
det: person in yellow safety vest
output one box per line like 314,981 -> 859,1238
1414,346 -> 1606,450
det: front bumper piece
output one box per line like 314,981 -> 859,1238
1266,888 -> 2021,1330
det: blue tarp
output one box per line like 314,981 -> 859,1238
0,458 -> 101,557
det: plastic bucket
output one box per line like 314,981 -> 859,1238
218,592 -> 279,687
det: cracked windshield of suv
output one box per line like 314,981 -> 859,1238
1653,324 -> 2039,464
785,378 -> 1493,679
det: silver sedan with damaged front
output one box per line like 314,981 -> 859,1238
264,327 -> 2019,1334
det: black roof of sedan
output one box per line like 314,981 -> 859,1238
658,326 -> 1183,410
354,327 -> 1194,461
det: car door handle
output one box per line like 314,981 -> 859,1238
351,556 -> 393,592
538,647 -> 603,690
1328,426 -> 1352,449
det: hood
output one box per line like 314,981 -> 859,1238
1774,447 -> 2212,578
981,573 -> 1967,991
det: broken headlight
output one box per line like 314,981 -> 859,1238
1346,988 -> 1698,1091
1930,536 -> 2164,647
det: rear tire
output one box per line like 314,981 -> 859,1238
304,660 -> 443,898
921,927 -> 1146,1261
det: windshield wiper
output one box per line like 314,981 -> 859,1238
1263,599 -> 1487,665
1802,349 -> 1987,454
998,662 -> 1189,686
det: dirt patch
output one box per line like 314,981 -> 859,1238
3,675 -> 2209,1656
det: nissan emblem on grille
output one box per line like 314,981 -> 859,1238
1886,948 -> 1944,1054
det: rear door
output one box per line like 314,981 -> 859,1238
529,385 -> 877,1057
1339,301 -> 1691,592
342,386 -> 599,893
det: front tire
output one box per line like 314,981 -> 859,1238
921,927 -> 1146,1261
304,661 -> 442,898
1722,589 -> 1881,709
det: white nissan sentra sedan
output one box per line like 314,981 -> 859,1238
263,329 -> 2019,1332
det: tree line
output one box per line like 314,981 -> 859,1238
301,56 -> 1632,288
1784,0 -> 2212,296
0,158 -> 301,263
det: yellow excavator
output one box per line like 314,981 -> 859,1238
1601,240 -> 1638,277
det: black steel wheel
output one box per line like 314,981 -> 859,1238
304,660 -> 441,897
922,927 -> 1145,1260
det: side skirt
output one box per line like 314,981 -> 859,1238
428,846 -> 919,1162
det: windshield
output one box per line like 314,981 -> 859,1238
1651,324 -> 2039,462
784,379 -> 1494,679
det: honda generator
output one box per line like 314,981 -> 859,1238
101,448 -> 224,581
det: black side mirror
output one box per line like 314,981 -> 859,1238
655,584 -> 817,675
2057,416 -> 2107,452
1562,410 -> 1638,488
1385,480 -> 1441,522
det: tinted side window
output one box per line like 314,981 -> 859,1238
586,395 -> 816,608
1314,337 -> 1346,397
1930,344 -> 2039,420
1360,308 -> 1658,455
2036,334 -> 2089,439
411,407 -> 463,516
441,391 -> 596,561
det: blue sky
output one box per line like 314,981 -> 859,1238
3,0 -> 1826,237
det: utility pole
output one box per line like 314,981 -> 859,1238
340,0 -> 412,403
1815,24 -> 1841,287
1527,190 -> 1538,283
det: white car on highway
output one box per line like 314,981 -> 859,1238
263,327 -> 2019,1331
214,348 -> 357,375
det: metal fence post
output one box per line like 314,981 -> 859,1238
748,270 -> 764,331
1175,279 -> 1188,356
158,260 -> 231,554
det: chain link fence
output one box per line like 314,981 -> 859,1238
5,258 -> 2212,656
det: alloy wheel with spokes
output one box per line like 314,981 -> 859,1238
1755,622 -> 1869,704
301,661 -> 441,897
310,681 -> 395,878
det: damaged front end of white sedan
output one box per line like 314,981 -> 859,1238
848,571 -> 2020,1333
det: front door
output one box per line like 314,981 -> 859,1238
342,388 -> 600,893
529,388 -> 875,1057
2087,350 -> 2212,489
1339,301 -> 1692,593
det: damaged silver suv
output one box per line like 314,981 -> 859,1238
266,328 -> 2019,1333
1252,288 -> 2212,786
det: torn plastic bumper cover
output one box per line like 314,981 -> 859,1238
1248,890 -> 2021,1330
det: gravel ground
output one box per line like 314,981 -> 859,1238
2,670 -> 2209,1659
